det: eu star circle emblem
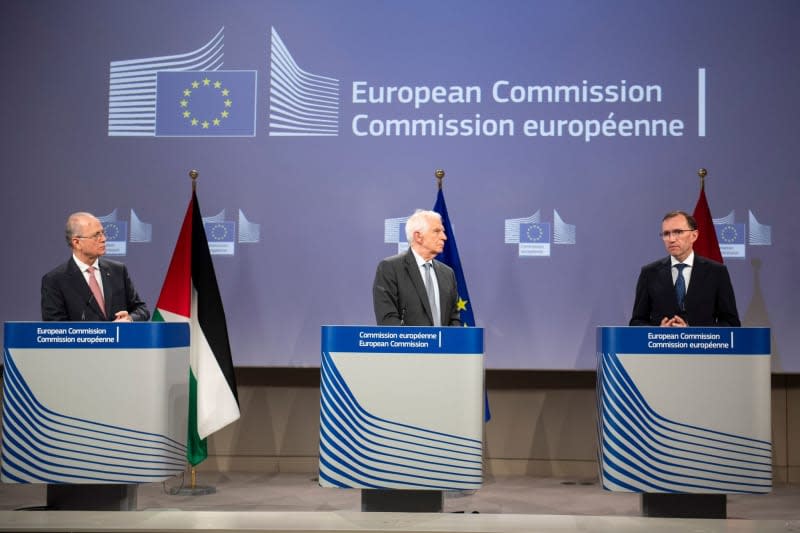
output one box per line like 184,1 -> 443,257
526,224 -> 543,242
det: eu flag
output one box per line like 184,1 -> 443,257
155,71 -> 257,137
519,222 -> 550,243
433,188 -> 490,421
715,223 -> 746,245
204,221 -> 235,256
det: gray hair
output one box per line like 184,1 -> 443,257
65,212 -> 95,247
405,209 -> 442,243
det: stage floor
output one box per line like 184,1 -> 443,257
1,472 -> 798,532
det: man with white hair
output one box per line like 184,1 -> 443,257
41,211 -> 150,322
373,209 -> 461,326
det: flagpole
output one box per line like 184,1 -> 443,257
435,168 -> 444,190
191,168 -> 201,493
174,167 -> 217,497
698,167 -> 707,189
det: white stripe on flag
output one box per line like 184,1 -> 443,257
191,286 -> 240,439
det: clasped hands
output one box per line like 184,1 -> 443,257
660,315 -> 688,327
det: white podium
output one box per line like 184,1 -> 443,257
597,326 -> 771,518
2,322 -> 189,509
319,325 -> 484,511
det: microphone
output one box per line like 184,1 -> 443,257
399,307 -> 406,326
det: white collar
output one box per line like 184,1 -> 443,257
671,251 -> 694,268
410,247 -> 433,267
73,255 -> 100,273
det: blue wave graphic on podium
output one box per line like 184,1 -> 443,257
318,351 -> 482,489
1,350 -> 185,483
597,352 -> 771,493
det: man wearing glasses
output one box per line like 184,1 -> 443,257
41,212 -> 150,322
629,210 -> 740,327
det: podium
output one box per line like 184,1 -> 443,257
2,321 -> 189,510
318,325 -> 484,512
596,326 -> 771,518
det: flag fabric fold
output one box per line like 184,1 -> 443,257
153,190 -> 240,466
692,181 -> 724,263
433,188 -> 491,422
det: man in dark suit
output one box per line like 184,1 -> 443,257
630,210 -> 740,327
373,209 -> 461,326
41,212 -> 150,322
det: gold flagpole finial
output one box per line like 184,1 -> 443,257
435,169 -> 445,190
189,169 -> 199,192
697,168 -> 707,188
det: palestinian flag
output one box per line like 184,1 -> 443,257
152,191 -> 240,466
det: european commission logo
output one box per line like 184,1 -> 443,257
202,209 -> 262,256
384,216 -> 410,254
505,210 -> 576,257
268,27 -> 340,136
97,209 -> 152,256
108,28 -> 257,137
713,210 -> 772,259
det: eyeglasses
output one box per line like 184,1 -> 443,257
74,230 -> 106,241
659,229 -> 695,239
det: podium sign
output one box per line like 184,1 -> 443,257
319,325 -> 484,490
597,326 -> 771,494
2,322 -> 189,484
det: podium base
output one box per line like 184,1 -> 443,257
174,484 -> 217,496
641,493 -> 726,519
47,484 -> 138,511
361,489 -> 443,512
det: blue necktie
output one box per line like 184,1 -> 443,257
675,263 -> 688,312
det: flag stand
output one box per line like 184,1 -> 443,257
174,466 -> 216,496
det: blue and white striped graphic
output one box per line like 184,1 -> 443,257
505,209 -> 576,257
383,216 -> 410,254
319,351 -> 482,489
269,27 -> 339,136
129,209 -> 152,243
108,28 -> 225,137
748,210 -> 772,246
597,351 -> 772,493
1,351 -> 185,484
553,209 -> 576,244
504,210 -> 541,243
238,209 -> 260,243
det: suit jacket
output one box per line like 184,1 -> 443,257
373,249 -> 461,326
629,255 -> 740,327
41,257 -> 150,321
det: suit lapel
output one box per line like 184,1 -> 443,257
404,250 -> 434,323
686,257 -> 708,301
431,260 -> 449,325
658,258 -> 678,307
98,260 -> 112,318
67,259 -> 102,318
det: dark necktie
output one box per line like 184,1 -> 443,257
87,265 -> 107,318
675,263 -> 688,312
423,263 -> 440,326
